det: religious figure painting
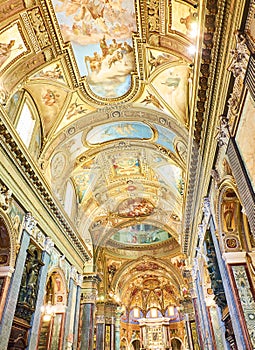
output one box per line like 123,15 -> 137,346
0,23 -> 27,71
151,65 -> 189,125
117,198 -> 154,218
52,0 -> 136,98
73,169 -> 91,203
32,62 -> 66,83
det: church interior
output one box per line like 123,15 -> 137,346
1,0 -> 255,349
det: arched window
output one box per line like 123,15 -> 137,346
38,270 -> 67,350
64,181 -> 75,217
12,91 -> 42,158
16,101 -> 35,147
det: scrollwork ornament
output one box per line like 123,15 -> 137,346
70,265 -> 77,280
77,274 -> 83,286
216,115 -> 230,147
0,188 -> 12,211
198,223 -> 205,240
81,291 -> 97,304
36,230 -> 45,246
228,31 -> 250,79
0,87 -> 8,106
96,315 -> 105,324
44,237 -> 54,254
203,197 -> 211,216
23,212 -> 37,233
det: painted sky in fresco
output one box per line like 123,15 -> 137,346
52,0 -> 137,98
86,121 -> 153,145
112,224 -> 171,245
154,124 -> 176,153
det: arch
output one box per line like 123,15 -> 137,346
37,267 -> 68,349
112,256 -> 185,294
131,339 -> 140,350
171,337 -> 183,350
0,210 -> 18,321
216,180 -> 244,253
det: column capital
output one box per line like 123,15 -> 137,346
23,212 -> 37,234
70,266 -> 77,280
83,273 -> 101,286
44,237 -> 54,254
81,273 -> 101,304
96,315 -> 105,324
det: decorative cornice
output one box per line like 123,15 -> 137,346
183,0 -> 247,255
183,0 -> 220,254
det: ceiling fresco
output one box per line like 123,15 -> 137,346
0,0 -> 200,311
52,0 -> 136,98
111,224 -> 171,245
85,121 -> 154,145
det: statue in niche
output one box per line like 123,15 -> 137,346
16,247 -> 43,321
108,262 -> 117,286
223,202 -> 235,232
206,237 -> 227,311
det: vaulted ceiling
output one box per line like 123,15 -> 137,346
0,0 -> 241,311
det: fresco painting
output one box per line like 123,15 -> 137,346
52,0 -> 136,98
236,91 -> 255,192
32,62 -> 66,83
155,164 -> 183,196
117,197 -> 154,218
148,49 -> 179,74
171,1 -> 197,37
86,121 -> 153,145
151,65 -> 189,124
112,224 -> 171,244
111,156 -> 141,177
73,170 -> 91,202
154,124 -> 176,153
0,23 -> 27,71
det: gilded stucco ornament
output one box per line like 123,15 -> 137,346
0,188 -> 12,211
216,115 -> 230,147
70,265 -> 77,280
228,32 -> 250,79
44,237 -> 54,254
23,212 -> 37,234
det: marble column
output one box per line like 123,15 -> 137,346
73,274 -> 83,350
0,226 -> 31,349
105,301 -> 117,350
195,274 -> 213,350
63,266 -> 79,350
96,302 -> 105,350
184,313 -> 192,350
27,237 -> 54,350
210,217 -> 247,349
115,306 -> 122,350
80,273 -> 101,350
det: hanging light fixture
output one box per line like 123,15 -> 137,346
41,301 -> 55,322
